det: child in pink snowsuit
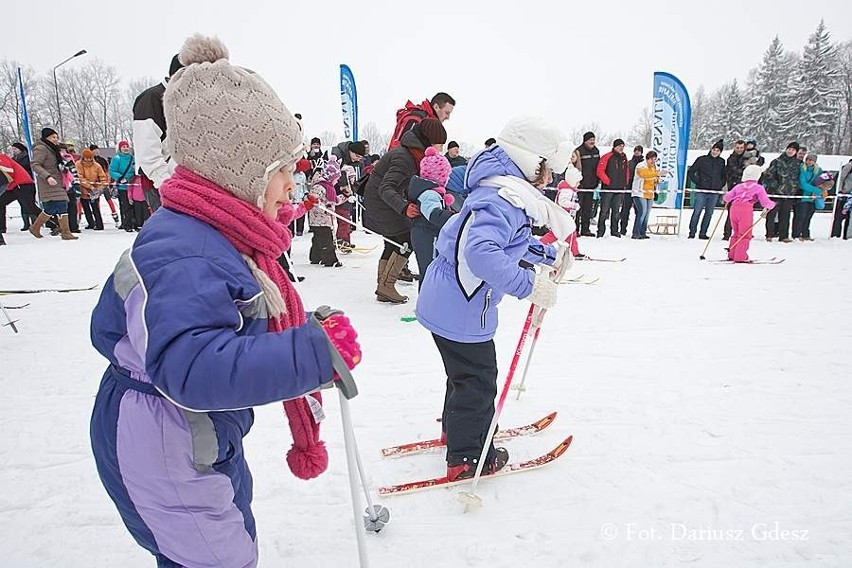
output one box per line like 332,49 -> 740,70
541,165 -> 584,258
723,164 -> 776,262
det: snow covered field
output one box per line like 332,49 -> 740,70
1,209 -> 850,567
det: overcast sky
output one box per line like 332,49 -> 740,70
6,0 -> 851,148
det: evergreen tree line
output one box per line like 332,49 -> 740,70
690,21 -> 851,155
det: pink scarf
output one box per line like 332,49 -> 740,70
160,166 -> 328,479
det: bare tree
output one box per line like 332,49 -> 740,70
630,106 -> 653,148
318,130 -> 340,149
567,122 -> 612,148
359,121 -> 390,153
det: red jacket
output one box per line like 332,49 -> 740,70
596,151 -> 631,189
0,154 -> 34,190
388,99 -> 435,150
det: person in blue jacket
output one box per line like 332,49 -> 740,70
416,117 -> 574,482
109,140 -> 137,231
89,35 -> 361,568
794,152 -> 825,240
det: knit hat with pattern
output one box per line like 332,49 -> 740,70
419,146 -> 451,186
164,34 -> 304,207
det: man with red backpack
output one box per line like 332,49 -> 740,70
388,92 -> 455,150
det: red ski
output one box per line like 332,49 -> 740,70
381,412 -> 557,459
378,435 -> 573,496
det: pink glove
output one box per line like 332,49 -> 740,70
443,193 -> 455,207
320,313 -> 361,371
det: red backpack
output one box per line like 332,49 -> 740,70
388,100 -> 435,150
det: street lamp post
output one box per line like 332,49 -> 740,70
52,49 -> 87,140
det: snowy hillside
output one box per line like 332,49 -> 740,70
1,211 -> 850,567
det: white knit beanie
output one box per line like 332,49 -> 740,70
497,117 -> 573,182
164,34 -> 304,205
742,164 -> 763,182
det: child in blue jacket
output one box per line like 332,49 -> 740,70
407,146 -> 456,288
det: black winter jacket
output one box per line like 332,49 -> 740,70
689,153 -> 726,190
362,130 -> 424,236
575,144 -> 600,189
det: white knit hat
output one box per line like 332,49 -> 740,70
164,34 -> 304,206
742,164 -> 763,182
497,117 -> 572,181
563,164 -> 583,188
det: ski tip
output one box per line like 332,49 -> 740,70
552,435 -> 573,458
537,411 -> 558,429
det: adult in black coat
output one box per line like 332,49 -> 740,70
687,139 -> 725,239
575,132 -> 600,236
362,119 -> 447,303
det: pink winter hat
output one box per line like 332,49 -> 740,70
318,155 -> 342,183
419,146 -> 451,186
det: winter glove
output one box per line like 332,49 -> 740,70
319,313 -> 362,372
405,203 -> 421,218
309,307 -> 361,400
347,195 -> 357,203
550,243 -> 573,274
303,193 -> 319,211
760,208 -> 770,219
526,272 -> 558,310
443,192 -> 455,207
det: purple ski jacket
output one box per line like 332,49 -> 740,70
89,208 -> 333,566
416,145 -> 557,343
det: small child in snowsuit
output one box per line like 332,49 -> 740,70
89,35 -> 362,567
407,146 -> 456,288
540,165 -> 584,258
335,164 -> 357,248
416,117 -> 574,482
308,155 -> 345,267
723,164 -> 776,262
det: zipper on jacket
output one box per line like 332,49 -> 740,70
481,288 -> 492,329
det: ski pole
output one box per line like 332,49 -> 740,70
0,301 -> 20,333
513,324 -> 543,401
310,307 -> 389,568
459,252 -> 571,510
725,210 -> 768,257
512,255 -> 573,400
316,204 -> 410,254
699,205 -> 726,260
282,250 -> 302,283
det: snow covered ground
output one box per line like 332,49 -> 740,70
1,208 -> 850,567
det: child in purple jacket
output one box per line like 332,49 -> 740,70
416,117 -> 575,481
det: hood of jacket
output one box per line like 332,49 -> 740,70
399,128 -> 426,151
463,145 -> 525,192
407,175 -> 440,202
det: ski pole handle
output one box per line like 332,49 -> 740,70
311,306 -> 359,400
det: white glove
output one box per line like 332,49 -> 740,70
527,272 -> 557,310
551,243 -> 573,274
347,195 -> 357,203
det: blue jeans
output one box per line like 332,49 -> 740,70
689,191 -> 717,237
632,197 -> 652,237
